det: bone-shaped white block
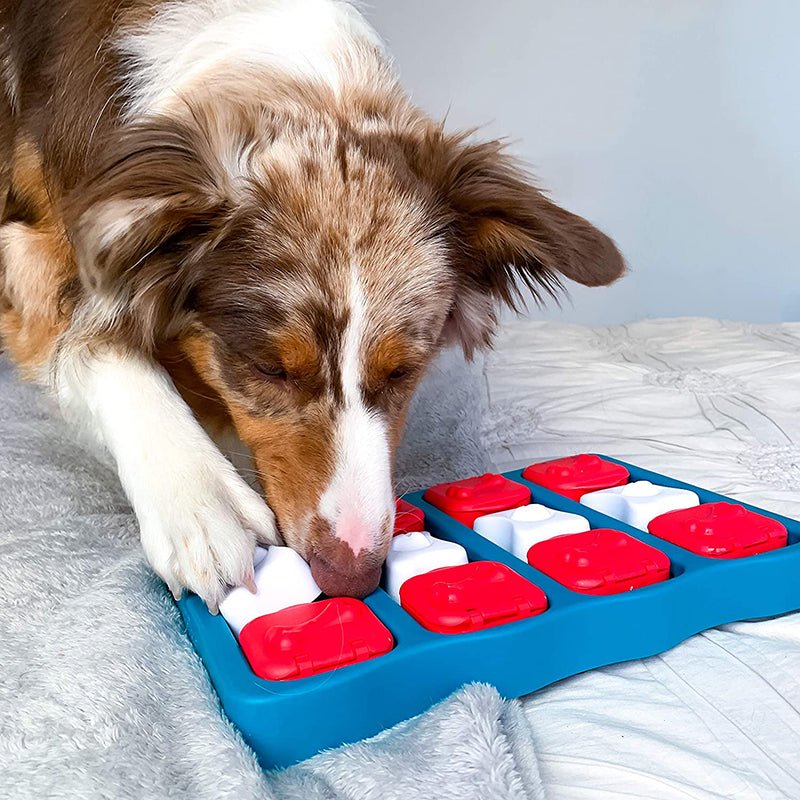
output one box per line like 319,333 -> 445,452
580,480 -> 700,530
219,546 -> 322,637
385,531 -> 468,603
473,504 -> 591,560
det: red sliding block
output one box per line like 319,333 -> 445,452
522,455 -> 629,501
239,598 -> 393,681
648,502 -> 788,558
394,498 -> 425,535
528,528 -> 670,595
423,474 -> 531,527
400,561 -> 548,634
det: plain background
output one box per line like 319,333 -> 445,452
365,1 -> 800,324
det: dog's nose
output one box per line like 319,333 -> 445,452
308,518 -> 385,598
308,551 -> 382,598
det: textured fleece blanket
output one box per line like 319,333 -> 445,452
0,346 -> 545,800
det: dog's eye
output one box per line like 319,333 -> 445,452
387,366 -> 409,383
252,363 -> 288,382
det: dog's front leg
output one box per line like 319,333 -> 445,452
55,347 -> 280,610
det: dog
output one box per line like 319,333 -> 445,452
0,0 -> 624,610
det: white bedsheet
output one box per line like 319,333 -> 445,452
481,317 -> 800,800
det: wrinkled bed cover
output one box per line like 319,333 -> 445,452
481,317 -> 800,800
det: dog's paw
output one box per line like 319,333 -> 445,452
135,453 -> 280,612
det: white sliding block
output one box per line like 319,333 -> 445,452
581,480 -> 700,530
385,531 -> 468,603
219,546 -> 321,637
474,504 -> 591,560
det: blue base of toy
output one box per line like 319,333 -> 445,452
176,456 -> 800,769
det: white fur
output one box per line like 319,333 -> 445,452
117,0 -> 383,119
72,199 -> 171,308
318,265 -> 394,556
90,199 -> 171,253
55,348 -> 279,609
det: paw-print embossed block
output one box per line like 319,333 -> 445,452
580,481 -> 699,530
385,531 -> 468,602
423,474 -> 531,527
522,455 -> 629,500
394,498 -> 425,535
648,502 -> 788,558
473,504 -> 591,560
528,528 -> 671,594
219,546 -> 321,637
400,561 -> 548,634
239,597 -> 393,681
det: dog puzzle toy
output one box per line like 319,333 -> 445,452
177,455 -> 800,768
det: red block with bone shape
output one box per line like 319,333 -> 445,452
423,474 -> 531,527
648,502 -> 787,558
527,528 -> 670,595
522,455 -> 630,501
239,598 -> 393,681
399,561 -> 548,634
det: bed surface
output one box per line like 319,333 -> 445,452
479,317 -> 800,800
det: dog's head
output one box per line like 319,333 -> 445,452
68,100 -> 624,597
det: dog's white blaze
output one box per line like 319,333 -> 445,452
318,266 -> 393,557
118,0 -> 383,119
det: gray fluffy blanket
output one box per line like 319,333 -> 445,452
0,348 -> 545,800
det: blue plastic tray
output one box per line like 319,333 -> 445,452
176,456 -> 800,769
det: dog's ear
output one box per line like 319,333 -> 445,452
409,132 -> 626,358
65,118 -> 236,344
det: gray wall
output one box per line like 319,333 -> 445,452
365,1 -> 800,324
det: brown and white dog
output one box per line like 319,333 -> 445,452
0,0 -> 624,609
